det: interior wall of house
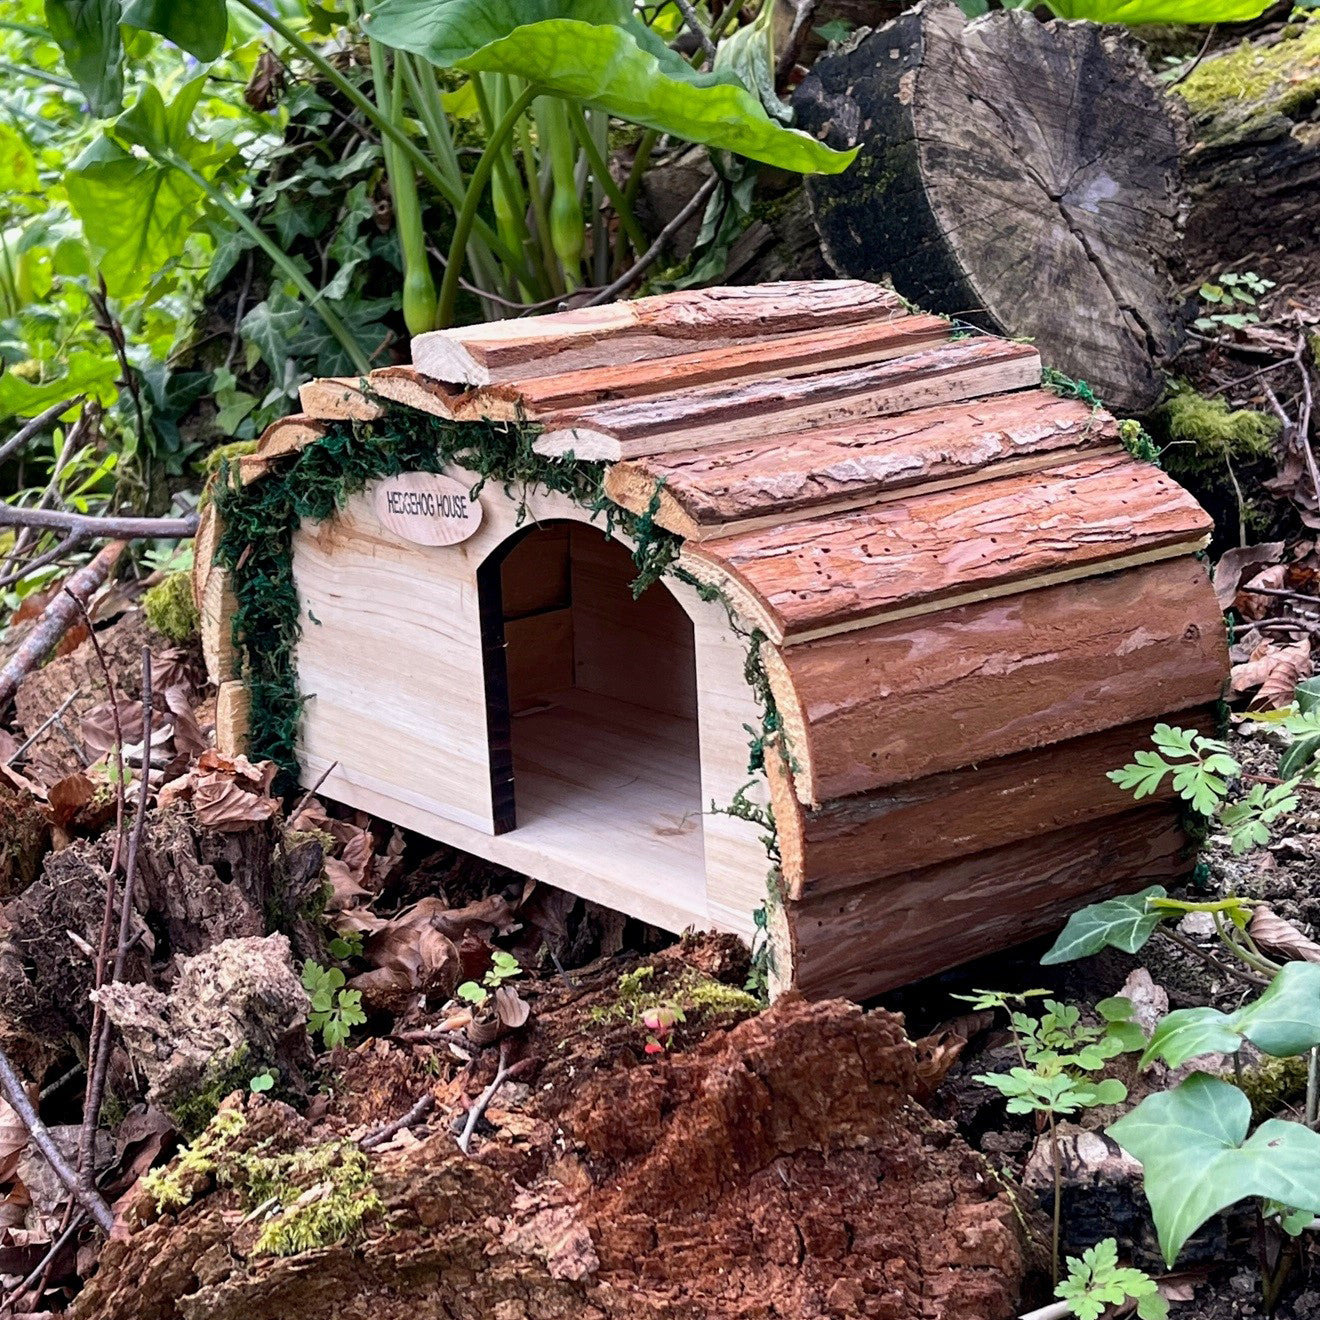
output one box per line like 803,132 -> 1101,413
499,522 -> 697,721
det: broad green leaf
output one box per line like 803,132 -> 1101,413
66,139 -> 204,296
1109,1073 -> 1320,1265
1041,885 -> 1168,964
44,0 -> 124,117
364,1 -> 855,175
0,125 -> 39,193
1281,731 -> 1320,779
1049,0 -> 1274,20
1144,962 -> 1320,1068
712,0 -> 789,124
121,0 -> 228,60
1296,676 -> 1320,715
0,350 -> 119,417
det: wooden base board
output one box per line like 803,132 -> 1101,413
299,686 -> 724,937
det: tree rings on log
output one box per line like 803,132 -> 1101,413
793,0 -> 1185,412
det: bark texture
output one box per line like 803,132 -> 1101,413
794,0 -> 1185,412
72,957 -> 1025,1320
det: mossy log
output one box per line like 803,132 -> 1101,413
1176,17 -> 1320,297
793,0 -> 1184,413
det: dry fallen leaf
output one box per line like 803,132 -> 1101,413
1230,637 -> 1312,709
1235,563 -> 1288,622
1249,906 -> 1320,964
1214,541 -> 1286,611
191,773 -> 279,832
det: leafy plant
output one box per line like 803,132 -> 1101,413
959,989 -> 1141,1281
457,949 -> 522,1008
1055,1238 -> 1167,1320
301,959 -> 367,1049
1195,271 -> 1276,334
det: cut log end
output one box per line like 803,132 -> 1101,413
794,0 -> 1185,413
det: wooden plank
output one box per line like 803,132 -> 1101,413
763,556 -> 1228,804
768,806 -> 1191,1002
682,452 -> 1213,644
460,314 -> 952,416
255,414 -> 327,460
532,337 -> 1043,461
411,280 -> 904,385
193,503 -> 238,685
603,389 -> 1118,541
768,707 -> 1217,899
568,524 -> 697,722
366,365 -> 462,418
298,378 -> 383,422
504,609 -> 574,713
215,680 -> 250,757
501,524 -> 571,618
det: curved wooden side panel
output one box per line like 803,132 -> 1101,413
763,556 -> 1228,806
768,805 -> 1191,1002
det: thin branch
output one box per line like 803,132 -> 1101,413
0,505 -> 198,539
457,1042 -> 513,1155
289,760 -> 339,823
0,531 -> 83,592
3,691 -> 78,766
361,1094 -> 435,1150
583,174 -> 720,308
673,0 -> 717,62
5,1211 -> 85,1310
1159,927 -> 1270,989
0,1050 -> 114,1233
1169,23 -> 1217,87
0,396 -> 81,467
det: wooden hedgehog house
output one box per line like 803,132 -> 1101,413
195,280 -> 1229,1002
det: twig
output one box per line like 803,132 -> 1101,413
457,1041 -> 513,1155
583,174 -> 720,308
223,253 -> 256,372
89,279 -> 148,478
673,0 -> 717,62
1169,23 -> 1217,87
1160,927 -> 1270,989
289,760 -> 339,823
65,595 -> 128,1191
361,1094 -> 435,1150
0,396 -> 81,468
6,1211 -> 85,1309
0,540 -> 127,711
0,531 -> 84,592
1241,585 -> 1320,606
81,648 -> 151,1196
0,1050 -> 114,1233
0,505 -> 199,539
3,691 -> 79,766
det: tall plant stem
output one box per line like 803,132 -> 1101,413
1048,1112 -> 1062,1287
438,84 -> 539,328
231,0 -> 532,285
566,104 -> 648,259
158,150 -> 370,374
518,111 -> 563,297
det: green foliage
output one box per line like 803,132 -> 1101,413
1176,18 -> 1320,119
1108,723 -> 1238,816
1056,1239 -> 1167,1320
363,0 -> 854,175
457,949 -> 522,1007
968,993 -> 1139,1117
954,0 -> 1275,20
1042,885 -> 1169,965
1109,1073 -> 1320,1266
1194,270 -> 1276,334
1160,385 -> 1280,464
301,958 -> 366,1050
1142,961 -> 1320,1069
142,570 -> 200,641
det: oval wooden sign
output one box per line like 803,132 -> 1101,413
372,472 -> 482,547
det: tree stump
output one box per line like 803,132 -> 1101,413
793,0 -> 1185,413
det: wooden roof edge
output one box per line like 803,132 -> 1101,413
410,279 -> 908,386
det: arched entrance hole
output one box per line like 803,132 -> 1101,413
478,521 -> 706,912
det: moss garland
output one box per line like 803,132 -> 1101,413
212,408 -> 766,792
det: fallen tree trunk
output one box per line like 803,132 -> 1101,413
793,0 -> 1185,413
72,943 -> 1027,1320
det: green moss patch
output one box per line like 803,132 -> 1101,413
143,570 -> 201,643
1177,19 -> 1320,120
143,1108 -> 384,1257
1159,385 -> 1279,465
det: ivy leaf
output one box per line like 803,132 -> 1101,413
1041,885 -> 1168,965
1143,961 -> 1320,1068
363,0 -> 856,174
45,0 -> 125,118
1109,1073 -> 1320,1266
0,124 -> 39,193
121,0 -> 229,61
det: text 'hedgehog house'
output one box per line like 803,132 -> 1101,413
197,281 -> 1228,1002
